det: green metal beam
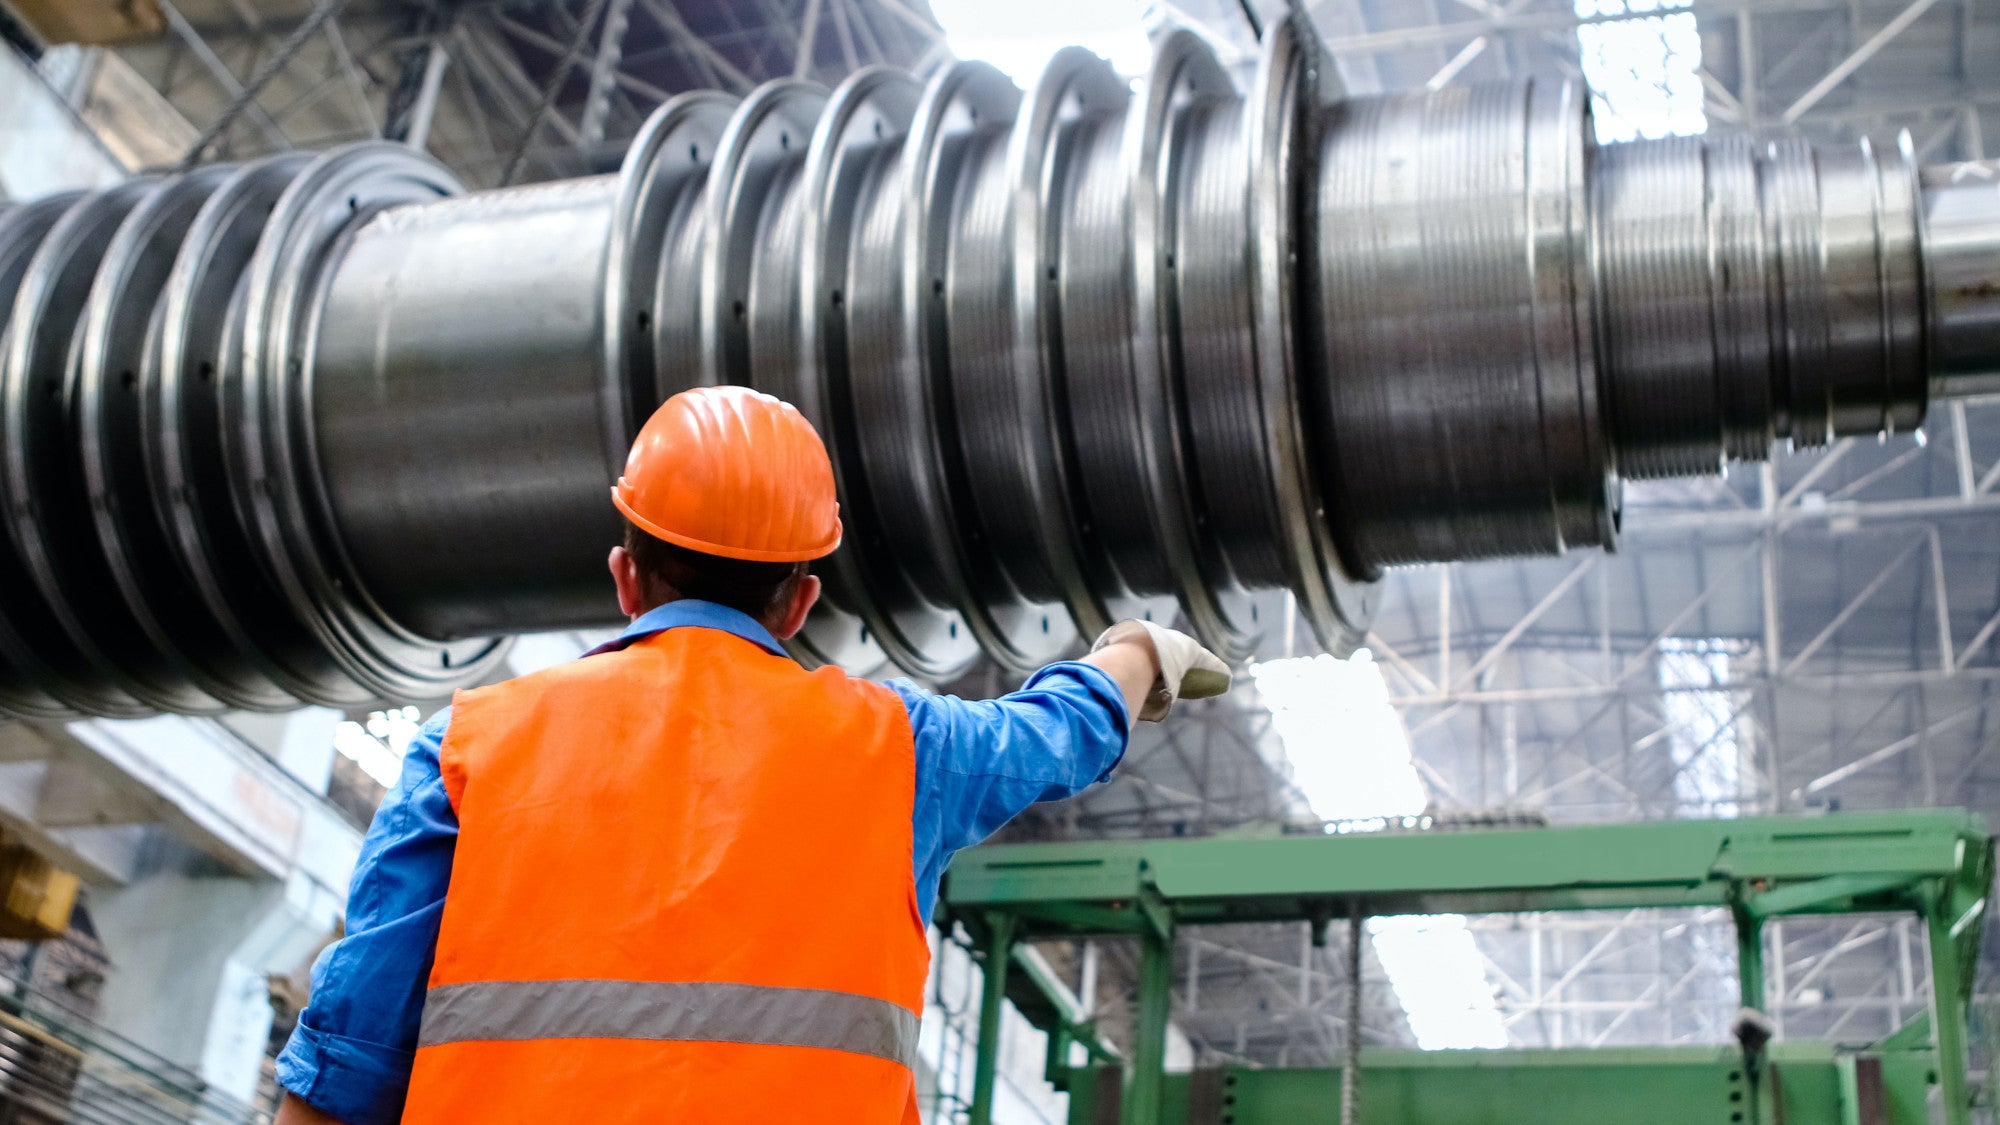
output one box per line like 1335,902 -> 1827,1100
941,811 -> 1996,1125
946,810 -> 1990,933
1060,1047 -> 1942,1125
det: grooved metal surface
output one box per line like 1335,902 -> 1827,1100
0,14 -> 1990,716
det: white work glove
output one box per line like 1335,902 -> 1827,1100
1091,620 -> 1232,722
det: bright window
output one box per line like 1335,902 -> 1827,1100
1250,653 -> 1507,1050
1574,0 -> 1707,143
927,0 -> 1153,84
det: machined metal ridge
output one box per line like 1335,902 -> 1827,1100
1593,136 -> 1719,479
1,181 -> 174,715
892,59 -> 1064,675
234,143 -> 508,701
699,79 -> 828,392
841,65 -> 983,680
1013,48 -> 1179,641
145,153 -> 368,708
1313,81 -> 1616,571
1707,133 -> 1774,464
791,66 -> 922,677
707,75 -> 881,675
1125,30 -> 1262,662
1878,132 -> 1926,436
700,79 -> 869,673
1250,13 -> 1373,655
77,164 -> 292,712
1816,136 -> 1920,438
1522,78 -> 1613,552
603,91 -> 734,480
0,194 -> 93,719
983,46 -> 1116,633
924,57 -> 1079,673
1762,137 -> 1830,446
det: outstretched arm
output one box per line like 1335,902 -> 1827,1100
897,622 -> 1232,919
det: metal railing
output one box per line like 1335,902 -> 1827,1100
0,971 -> 266,1125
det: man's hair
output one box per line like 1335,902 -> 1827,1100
622,521 -> 808,624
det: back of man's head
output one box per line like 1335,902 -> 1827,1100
610,386 -> 840,633
621,520 -> 809,628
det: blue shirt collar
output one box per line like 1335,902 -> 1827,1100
583,600 -> 789,660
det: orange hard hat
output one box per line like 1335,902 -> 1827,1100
611,386 -> 842,562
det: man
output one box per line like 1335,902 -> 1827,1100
274,386 -> 1229,1124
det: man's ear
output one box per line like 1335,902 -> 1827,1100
771,574 -> 821,640
608,545 -> 647,620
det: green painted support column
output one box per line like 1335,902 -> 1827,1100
1732,905 -> 1765,1012
970,914 -> 1017,1125
1925,890 -> 1973,1125
1123,923 -> 1175,1125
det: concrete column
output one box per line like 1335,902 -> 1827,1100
77,710 -> 363,1105
91,847 -> 348,1102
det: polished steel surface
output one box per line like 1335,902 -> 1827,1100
1922,161 -> 2000,399
1313,80 -> 1607,573
0,13 -> 1994,716
312,173 -> 628,643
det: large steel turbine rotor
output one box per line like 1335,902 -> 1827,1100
1,15 -> 1997,718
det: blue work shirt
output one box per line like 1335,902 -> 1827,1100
276,600 -> 1129,1125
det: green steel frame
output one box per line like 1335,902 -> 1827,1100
939,810 -> 1995,1125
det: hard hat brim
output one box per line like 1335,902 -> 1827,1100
611,485 -> 841,563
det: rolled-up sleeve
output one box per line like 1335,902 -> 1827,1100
891,661 -> 1130,920
276,708 -> 457,1125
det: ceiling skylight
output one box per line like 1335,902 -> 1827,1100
927,0 -> 1154,84
1574,0 -> 1708,143
1249,652 -> 1508,1051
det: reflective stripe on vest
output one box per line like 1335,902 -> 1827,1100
417,979 -> 921,1070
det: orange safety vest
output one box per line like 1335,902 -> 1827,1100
401,623 -> 930,1124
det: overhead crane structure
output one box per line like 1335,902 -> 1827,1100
2,13 -> 2000,715
941,810 -> 1997,1125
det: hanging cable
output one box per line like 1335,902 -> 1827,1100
500,0 -> 610,186
177,0 -> 353,169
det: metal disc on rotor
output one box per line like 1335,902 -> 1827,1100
1245,14 -> 1374,656
791,67 -> 938,679
699,78 -> 829,393
980,47 -> 1127,646
898,60 -> 1080,675
144,153 -> 368,710
604,91 -> 738,476
0,181 -> 191,715
829,61 -> 1017,677
692,79 -> 883,674
1122,30 -> 1263,662
233,143 -> 510,704
1028,46 -> 1184,639
76,164 -> 299,712
0,194 -> 93,720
